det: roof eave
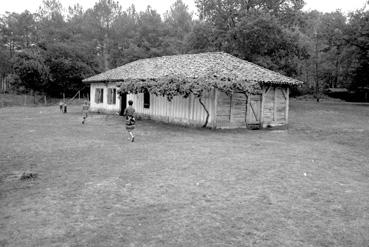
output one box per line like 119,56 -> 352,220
83,77 -> 304,86
82,78 -> 124,84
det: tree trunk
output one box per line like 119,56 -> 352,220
315,32 -> 320,102
335,54 -> 339,88
103,33 -> 109,71
198,97 -> 209,128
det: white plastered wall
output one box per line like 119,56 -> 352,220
89,82 -> 120,113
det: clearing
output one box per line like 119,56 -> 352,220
0,100 -> 368,247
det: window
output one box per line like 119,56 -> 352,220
107,88 -> 116,105
95,88 -> 104,103
144,92 -> 150,108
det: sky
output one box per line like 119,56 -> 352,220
0,0 -> 368,16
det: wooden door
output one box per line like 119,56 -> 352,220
246,94 -> 262,128
230,93 -> 247,128
216,91 -> 232,128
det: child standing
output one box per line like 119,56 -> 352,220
59,101 -> 63,112
63,102 -> 67,113
124,100 -> 136,142
82,101 -> 89,124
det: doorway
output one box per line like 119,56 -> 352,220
246,94 -> 262,129
120,93 -> 127,116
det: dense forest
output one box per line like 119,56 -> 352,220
0,0 -> 369,100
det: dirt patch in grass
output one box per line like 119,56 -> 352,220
0,101 -> 368,246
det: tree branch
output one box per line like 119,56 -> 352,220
198,97 -> 209,128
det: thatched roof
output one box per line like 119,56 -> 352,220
83,52 -> 303,86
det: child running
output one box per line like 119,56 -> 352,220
124,100 -> 136,142
82,101 -> 89,124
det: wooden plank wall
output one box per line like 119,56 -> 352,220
232,93 -> 248,127
261,86 -> 288,127
216,86 -> 290,129
246,94 -> 262,125
262,86 -> 274,123
216,91 -> 232,128
88,84 -> 290,129
216,91 -> 248,128
127,89 -> 216,127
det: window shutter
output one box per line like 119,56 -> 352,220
95,89 -> 99,103
107,88 -> 116,105
107,88 -> 111,104
112,89 -> 116,104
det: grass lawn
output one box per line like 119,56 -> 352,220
0,100 -> 368,247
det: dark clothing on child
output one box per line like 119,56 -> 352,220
82,104 -> 89,117
124,106 -> 135,131
124,106 -> 135,117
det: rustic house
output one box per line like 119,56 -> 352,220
83,52 -> 303,129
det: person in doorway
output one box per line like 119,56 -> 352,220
124,100 -> 136,142
82,101 -> 89,124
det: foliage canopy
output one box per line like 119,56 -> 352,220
0,0 -> 369,99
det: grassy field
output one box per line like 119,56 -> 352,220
0,100 -> 368,247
